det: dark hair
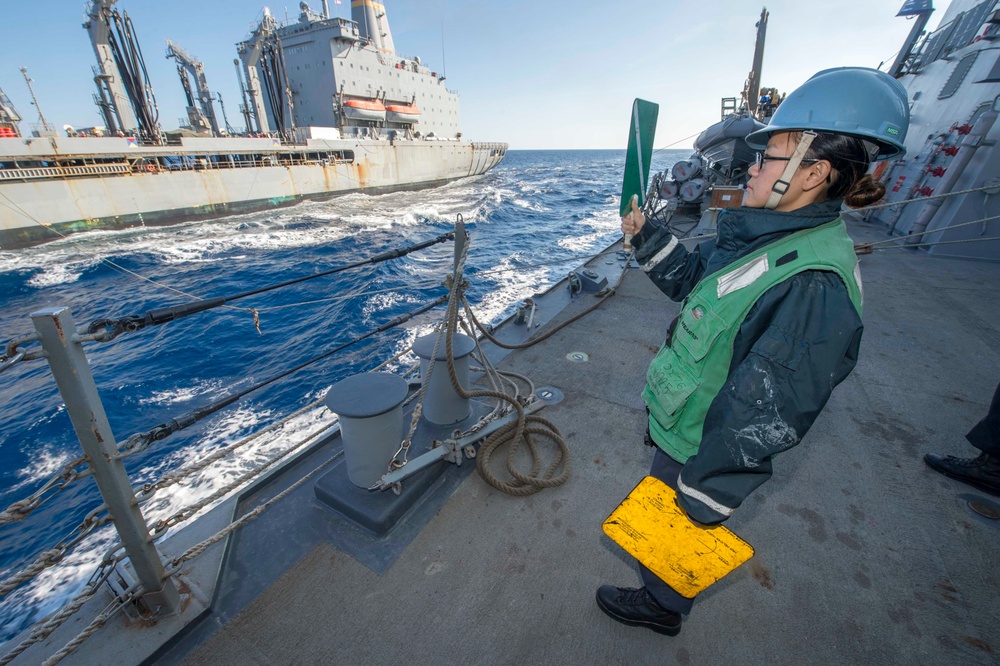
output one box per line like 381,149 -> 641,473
799,131 -> 886,208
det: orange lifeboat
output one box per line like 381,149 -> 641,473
343,99 -> 386,122
385,103 -> 421,125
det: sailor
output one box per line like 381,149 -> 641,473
923,380 -> 1000,495
598,67 -> 909,636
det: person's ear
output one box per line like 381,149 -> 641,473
801,160 -> 832,193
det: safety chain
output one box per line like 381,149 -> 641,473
85,315 -> 148,343
0,456 -> 91,526
164,452 -> 341,570
0,551 -> 121,666
0,506 -> 111,597
113,427 -> 170,459
149,419 -> 334,537
0,333 -> 43,374
136,399 -> 327,502
388,317 -> 448,473
40,570 -> 141,666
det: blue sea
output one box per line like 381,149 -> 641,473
0,148 -> 687,643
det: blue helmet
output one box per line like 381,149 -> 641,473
745,67 -> 909,160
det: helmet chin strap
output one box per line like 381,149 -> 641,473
765,131 -> 818,210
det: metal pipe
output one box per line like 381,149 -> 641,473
375,398 -> 546,488
31,307 -> 178,616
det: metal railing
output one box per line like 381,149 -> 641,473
0,232 -> 462,664
0,164 -> 131,181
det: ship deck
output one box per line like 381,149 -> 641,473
154,216 -> 1000,666
18,217 -> 998,665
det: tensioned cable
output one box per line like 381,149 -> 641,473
85,232 -> 454,341
115,294 -> 447,457
652,131 -> 702,155
254,247 -> 624,312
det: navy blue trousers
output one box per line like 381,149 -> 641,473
637,447 -> 696,615
967,381 -> 1000,457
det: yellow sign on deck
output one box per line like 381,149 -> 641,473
603,476 -> 754,598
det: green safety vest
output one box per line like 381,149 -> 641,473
643,218 -> 864,463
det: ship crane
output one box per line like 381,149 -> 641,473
236,7 -> 279,135
165,39 -> 221,136
84,0 -> 161,142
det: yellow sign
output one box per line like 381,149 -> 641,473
603,476 -> 754,598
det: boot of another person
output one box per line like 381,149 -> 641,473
595,585 -> 682,636
923,451 -> 1000,496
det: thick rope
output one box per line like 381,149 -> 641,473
441,273 -> 570,495
445,248 -> 633,494
0,554 -> 119,666
150,419 -> 333,536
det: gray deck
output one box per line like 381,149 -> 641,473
148,219 -> 999,664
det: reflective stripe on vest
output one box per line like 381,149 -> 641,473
643,218 -> 863,467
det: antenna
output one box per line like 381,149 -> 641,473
441,20 -> 447,80
19,66 -> 54,134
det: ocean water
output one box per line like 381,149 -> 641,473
0,148 -> 688,643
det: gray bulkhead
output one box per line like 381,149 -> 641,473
872,0 -> 1000,261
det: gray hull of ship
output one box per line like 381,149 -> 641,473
0,139 -> 505,249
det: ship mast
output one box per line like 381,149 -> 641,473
19,67 -> 55,136
889,0 -> 935,78
744,7 -> 768,116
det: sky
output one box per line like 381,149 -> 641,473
0,0 -> 954,150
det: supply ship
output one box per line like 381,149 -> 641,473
0,0 -> 506,250
1,1 -> 998,665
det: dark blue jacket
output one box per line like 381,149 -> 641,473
631,200 -> 863,524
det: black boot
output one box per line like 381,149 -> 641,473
924,451 -> 1000,496
595,585 -> 682,636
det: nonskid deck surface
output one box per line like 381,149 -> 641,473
172,218 -> 999,665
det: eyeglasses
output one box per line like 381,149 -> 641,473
754,152 -> 819,169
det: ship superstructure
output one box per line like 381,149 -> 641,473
645,0 -> 999,264
0,1 -> 505,250
864,0 -> 1000,262
238,1 -> 459,141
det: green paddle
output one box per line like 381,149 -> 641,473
620,99 -> 658,250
